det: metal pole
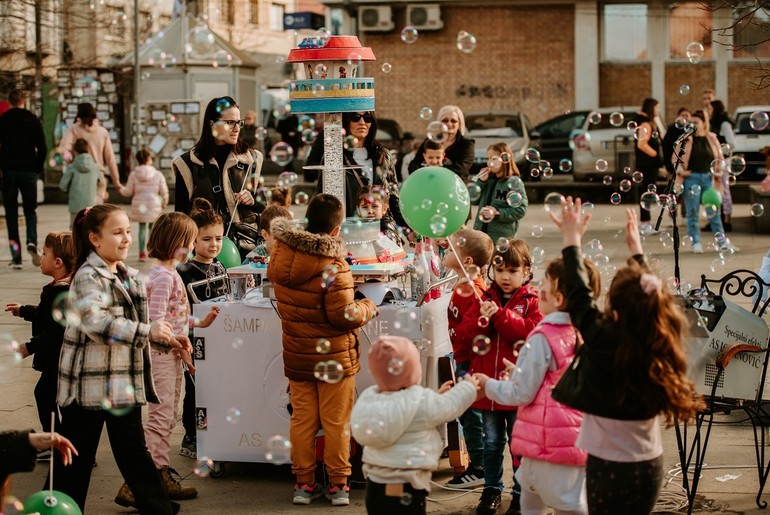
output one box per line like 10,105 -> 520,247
133,0 -> 141,152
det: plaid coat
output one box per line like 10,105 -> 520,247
57,252 -> 158,410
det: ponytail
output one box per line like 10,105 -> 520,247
72,204 -> 123,272
189,198 -> 224,229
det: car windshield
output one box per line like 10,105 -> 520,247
735,112 -> 770,135
586,111 -> 638,131
466,114 -> 522,137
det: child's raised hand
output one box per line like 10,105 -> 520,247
479,300 -> 498,319
5,303 -> 21,317
625,208 -> 644,256
438,380 -> 453,394
198,306 -> 221,328
548,196 -> 590,248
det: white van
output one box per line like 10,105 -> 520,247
732,106 -> 770,180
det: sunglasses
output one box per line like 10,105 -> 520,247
350,113 -> 374,123
218,119 -> 245,129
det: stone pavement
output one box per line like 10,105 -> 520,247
2,201 -> 770,513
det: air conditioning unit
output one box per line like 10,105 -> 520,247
358,6 -> 394,32
406,4 -> 443,31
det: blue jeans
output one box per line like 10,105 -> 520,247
1,170 -> 38,262
482,409 -> 520,495
684,173 -> 724,245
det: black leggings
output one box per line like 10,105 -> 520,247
365,480 -> 427,515
585,454 -> 663,515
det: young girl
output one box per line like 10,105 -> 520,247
549,200 -> 702,515
114,212 -> 219,507
119,149 -> 169,261
469,239 -> 543,515
475,256 -> 601,515
176,198 -> 229,459
53,204 -> 180,514
473,142 -> 528,243
357,186 -> 407,248
351,335 -> 480,515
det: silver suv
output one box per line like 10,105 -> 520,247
465,111 -> 536,178
571,107 -> 641,181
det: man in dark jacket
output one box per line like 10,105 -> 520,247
0,89 -> 47,269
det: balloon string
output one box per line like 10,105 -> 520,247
225,162 -> 253,239
446,238 -> 483,302
49,411 -> 54,498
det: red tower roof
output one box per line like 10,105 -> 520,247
287,36 -> 376,63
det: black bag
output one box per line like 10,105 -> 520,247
228,222 -> 262,260
551,332 -> 587,410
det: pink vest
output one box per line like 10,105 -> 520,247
509,322 -> 587,466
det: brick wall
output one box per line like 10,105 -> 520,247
664,62 -> 715,121
599,63 -> 651,109
728,63 -> 770,111
359,4 -> 575,136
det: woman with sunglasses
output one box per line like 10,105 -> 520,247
408,105 -> 475,182
306,111 -> 406,227
173,96 -> 264,224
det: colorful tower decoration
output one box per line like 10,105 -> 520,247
287,36 -> 376,213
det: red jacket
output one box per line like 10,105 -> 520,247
469,282 -> 542,411
448,275 -> 488,363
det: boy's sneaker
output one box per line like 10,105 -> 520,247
293,482 -> 323,505
693,243 -> 704,254
7,261 -> 22,270
180,435 -> 197,459
325,483 -> 350,506
27,243 -> 40,266
448,464 -> 485,488
505,492 -> 521,515
476,487 -> 502,515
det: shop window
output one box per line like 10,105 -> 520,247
270,3 -> 284,32
732,5 -> 770,58
669,2 -> 713,60
603,3 -> 648,60
249,0 -> 259,25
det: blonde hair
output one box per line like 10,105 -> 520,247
437,105 -> 466,136
147,212 -> 198,260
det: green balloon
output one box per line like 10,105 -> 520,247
399,166 -> 470,238
24,490 -> 83,515
701,186 -> 722,208
217,236 -> 242,269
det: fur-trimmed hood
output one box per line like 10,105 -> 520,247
269,218 -> 345,286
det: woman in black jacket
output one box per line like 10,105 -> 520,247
408,105 -> 475,182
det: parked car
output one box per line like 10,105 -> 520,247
465,111 -> 537,180
570,107 -> 643,181
532,110 -> 590,172
732,106 -> 770,181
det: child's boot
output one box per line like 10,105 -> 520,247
159,466 -> 198,499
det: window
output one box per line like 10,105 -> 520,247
669,2 -> 712,59
603,3 -> 648,60
732,6 -> 770,58
270,3 -> 285,31
220,0 -> 234,24
249,0 -> 259,25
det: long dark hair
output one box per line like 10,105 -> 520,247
193,96 -> 249,164
342,111 -> 387,166
76,103 -> 97,127
72,204 -> 123,272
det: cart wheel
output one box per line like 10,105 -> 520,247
209,461 -> 225,478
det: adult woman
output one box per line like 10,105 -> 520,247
631,98 -> 663,224
678,110 -> 725,254
305,111 -> 405,226
59,103 -> 123,203
709,100 -> 735,231
408,105 -> 475,182
172,96 -> 264,224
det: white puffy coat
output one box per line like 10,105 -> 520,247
351,381 -> 476,471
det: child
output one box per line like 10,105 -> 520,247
267,193 -> 379,506
421,139 -> 445,167
52,205 -> 180,514
59,139 -> 101,227
475,256 -> 601,515
270,186 -> 293,208
119,149 -> 169,261
114,212 -> 219,508
357,186 -> 407,248
246,204 -> 293,263
470,238 -> 543,515
473,142 -> 528,243
176,198 -> 229,459
548,200 -> 702,514
441,228 -> 494,488
351,335 -> 481,515
5,232 -> 75,446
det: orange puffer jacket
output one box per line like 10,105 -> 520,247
267,218 -> 377,382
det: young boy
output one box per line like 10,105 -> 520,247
267,193 -> 379,506
59,139 -> 101,227
246,204 -> 293,263
356,186 -> 407,249
441,228 -> 494,489
421,139 -> 445,168
5,232 -> 75,456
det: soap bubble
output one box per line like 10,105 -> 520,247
602,175 -> 613,186
419,106 -> 432,120
48,149 -> 72,168
488,155 -> 503,170
495,237 -> 510,253
525,148 -> 540,163
269,142 -> 294,166
640,191 -> 661,211
225,407 -> 241,424
627,120 -> 638,131
212,50 -> 233,68
728,155 -> 746,175
321,265 -> 338,288
478,209 -> 495,223
559,159 -> 572,172
619,179 -> 632,192
609,112 -> 624,127
316,338 -> 331,354
686,41 -> 705,63
343,304 -> 359,321
456,31 -> 477,53
531,247 -> 546,265
401,26 -> 419,44
314,360 -> 344,383
588,112 -> 602,125
679,84 -> 691,95
300,129 -> 317,145
467,182 -> 482,202
256,127 -> 268,140
751,203 -> 765,217
595,159 -> 608,172
426,121 -> 448,143
279,171 -> 299,186
264,435 -> 292,464
542,167 -> 554,178
429,214 -> 447,235
610,192 -> 622,205
506,191 -> 523,207
710,159 -> 727,176
632,171 -> 644,183
215,97 -> 232,113
750,111 -> 769,131
688,184 -> 702,198
477,316 -> 490,328
194,457 -> 214,477
543,192 -> 565,215
387,358 -> 405,376
472,335 -> 491,355
530,225 -> 544,238
294,191 -> 309,206
581,202 -> 595,216
101,397 -> 133,417
313,63 -> 328,78
381,62 -> 392,74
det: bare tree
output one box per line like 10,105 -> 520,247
710,1 -> 770,89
